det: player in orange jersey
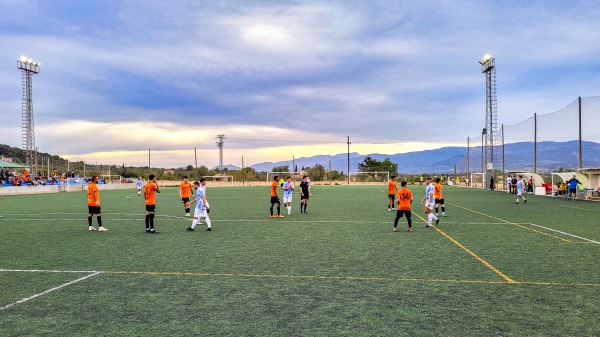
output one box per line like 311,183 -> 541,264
387,176 -> 397,211
269,175 -> 283,218
87,176 -> 107,231
393,181 -> 413,232
144,174 -> 161,234
180,176 -> 193,217
434,178 -> 446,217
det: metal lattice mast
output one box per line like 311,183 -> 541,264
216,134 -> 226,171
479,55 -> 497,176
17,56 -> 40,168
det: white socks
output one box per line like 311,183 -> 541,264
287,206 -> 291,215
205,217 -> 211,229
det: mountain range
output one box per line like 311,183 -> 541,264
246,141 -> 600,174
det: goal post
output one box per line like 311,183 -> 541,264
348,171 -> 390,185
202,175 -> 234,186
470,172 -> 486,189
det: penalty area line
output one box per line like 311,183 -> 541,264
0,271 -> 100,311
526,223 -> 600,245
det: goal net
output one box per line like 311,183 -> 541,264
202,175 -> 234,186
470,173 -> 486,189
348,171 -> 390,185
266,172 -> 305,184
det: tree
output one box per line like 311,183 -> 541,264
272,165 -> 290,172
186,165 -> 194,171
357,157 -> 398,176
306,164 -> 327,181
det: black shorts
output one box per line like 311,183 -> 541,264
301,193 -> 309,200
88,206 -> 101,215
146,204 -> 156,212
388,194 -> 395,201
569,188 -> 577,194
270,196 -> 280,204
182,197 -> 190,203
435,198 -> 444,205
396,210 -> 411,218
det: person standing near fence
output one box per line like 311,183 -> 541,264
87,176 -> 107,232
144,174 -> 160,234
566,175 -> 582,200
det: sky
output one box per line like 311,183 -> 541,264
1,0 -> 600,168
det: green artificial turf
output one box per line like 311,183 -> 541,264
0,184 -> 598,336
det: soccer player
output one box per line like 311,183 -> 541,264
300,175 -> 310,213
180,176 -> 193,216
87,176 -> 107,231
420,177 -> 439,227
144,174 -> 160,233
282,176 -> 294,215
515,175 -> 527,204
270,175 -> 283,218
566,175 -> 582,200
511,175 -> 518,194
136,177 -> 143,196
434,178 -> 446,217
387,176 -> 397,211
393,181 -> 413,232
186,179 -> 212,231
505,175 -> 511,193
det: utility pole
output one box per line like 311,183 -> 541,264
347,136 -> 351,185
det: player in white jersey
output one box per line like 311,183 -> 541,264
186,178 -> 212,231
420,177 -> 439,227
515,175 -> 527,204
505,176 -> 512,194
136,177 -> 143,196
282,176 -> 294,215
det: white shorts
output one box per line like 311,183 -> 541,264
427,202 -> 435,210
283,196 -> 292,203
517,191 -> 523,196
194,208 -> 208,218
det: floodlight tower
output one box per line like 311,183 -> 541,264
216,134 -> 226,172
17,56 -> 41,169
479,54 -> 497,185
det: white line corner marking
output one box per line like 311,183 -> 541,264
527,223 -> 600,245
0,271 -> 100,311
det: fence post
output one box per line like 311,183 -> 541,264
579,96 -> 582,169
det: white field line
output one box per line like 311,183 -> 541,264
527,223 -> 600,245
0,269 -> 96,273
0,271 -> 100,311
558,204 -> 600,213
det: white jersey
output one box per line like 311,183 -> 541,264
283,181 -> 294,198
425,183 -> 435,205
517,180 -> 524,194
195,187 -> 208,211
136,180 -> 142,189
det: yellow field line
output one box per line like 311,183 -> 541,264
412,213 -> 517,284
99,270 -> 600,287
448,202 -> 572,242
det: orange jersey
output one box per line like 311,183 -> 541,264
87,182 -> 100,206
397,188 -> 413,210
271,181 -> 279,197
180,181 -> 193,198
144,182 -> 158,205
434,183 -> 443,199
388,180 -> 397,194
